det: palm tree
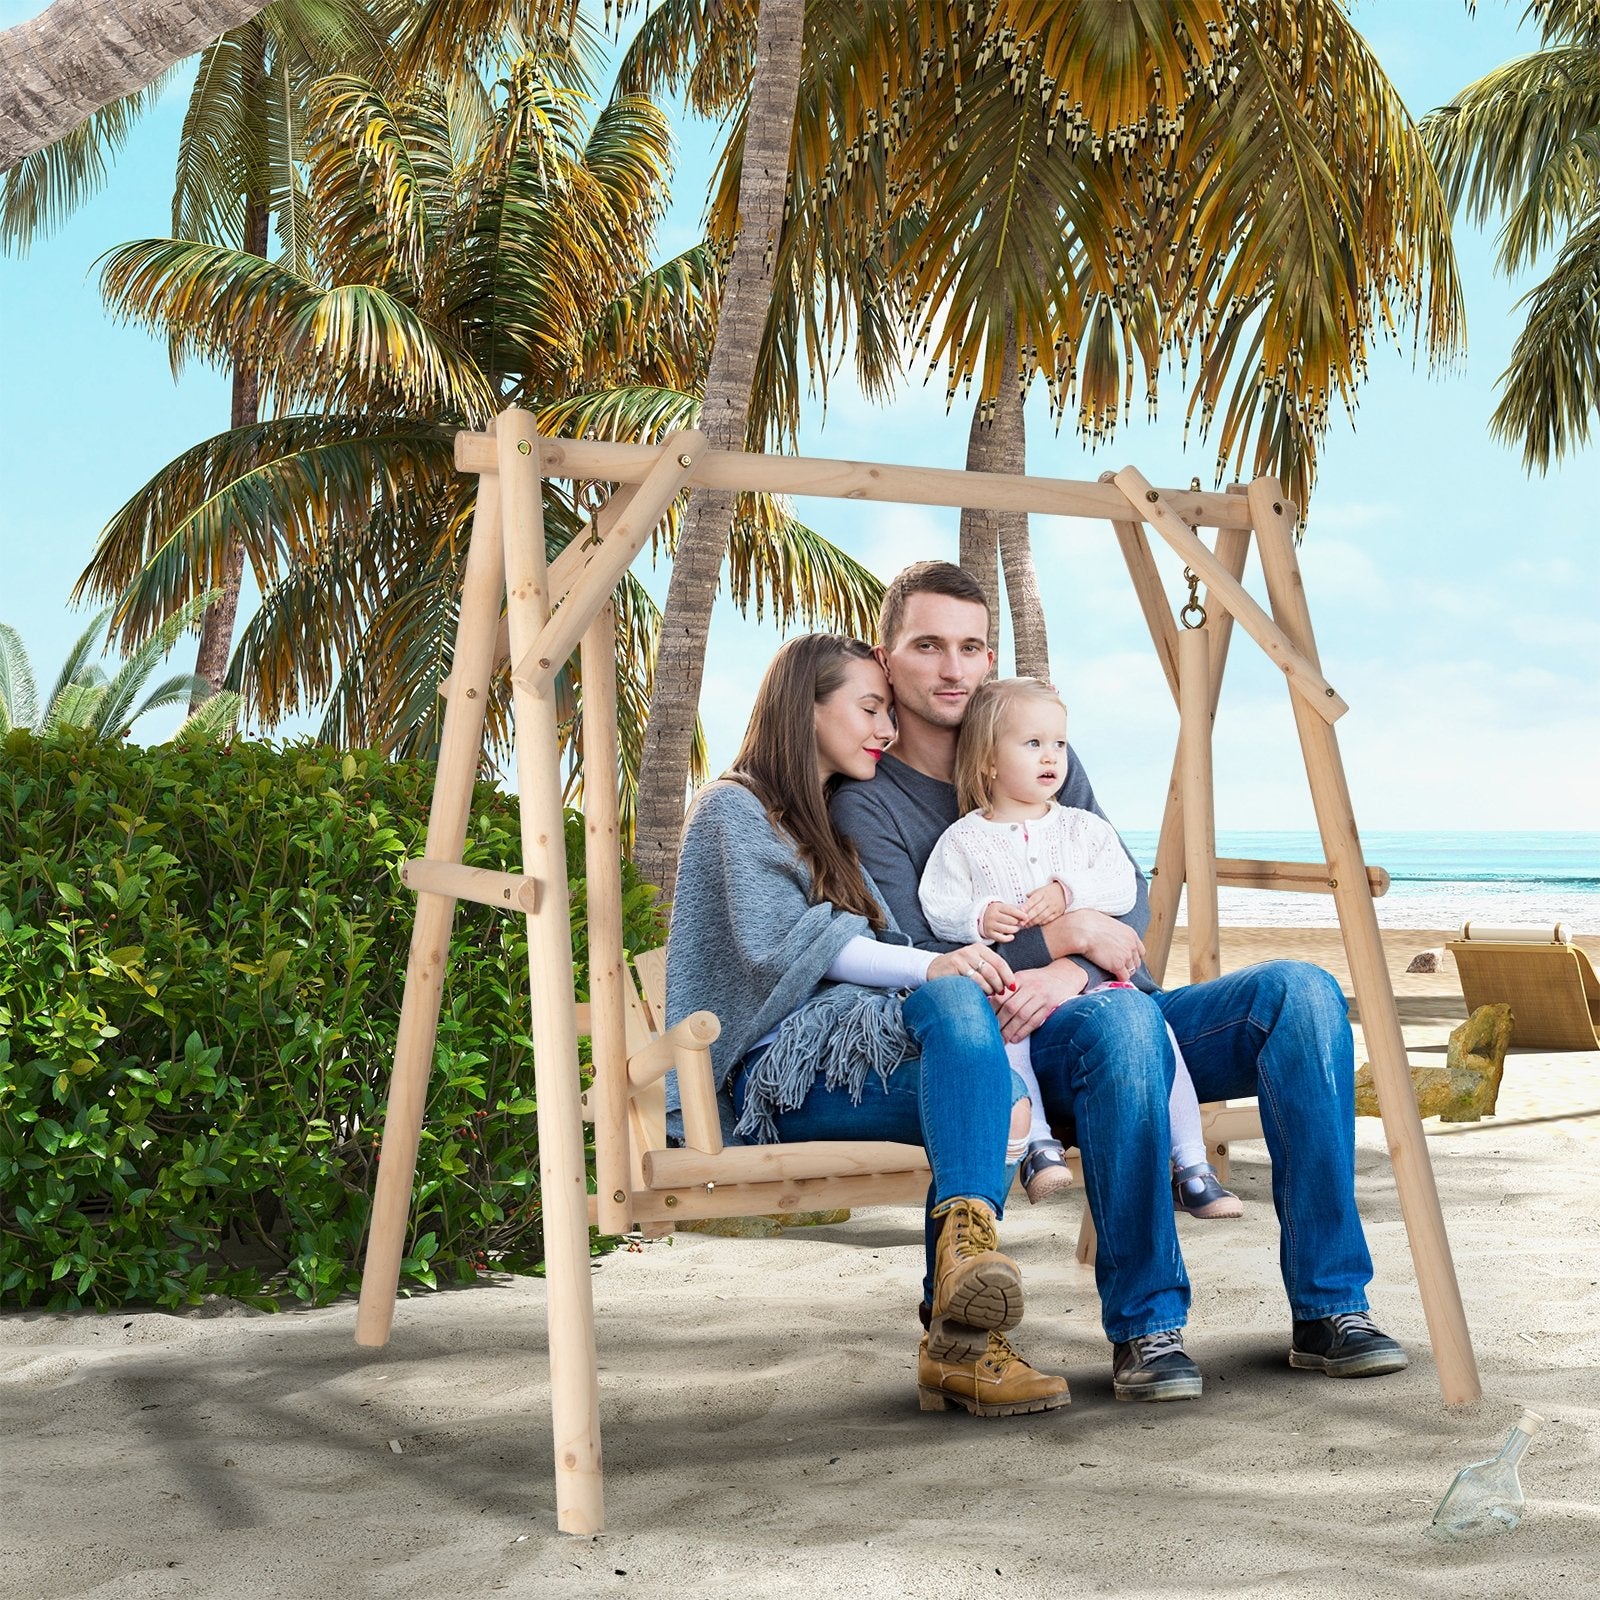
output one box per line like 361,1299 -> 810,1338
1424,0 -> 1600,469
623,0 -> 1464,883
0,591 -> 240,742
0,0 -> 271,170
4,2 -> 396,706
76,34 -> 880,834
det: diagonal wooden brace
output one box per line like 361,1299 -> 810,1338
1113,466 -> 1347,724
511,429 -> 709,695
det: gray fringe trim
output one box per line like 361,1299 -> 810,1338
732,984 -> 918,1145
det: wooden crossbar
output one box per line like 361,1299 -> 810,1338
400,857 -> 540,913
453,431 -> 1257,528
1208,858 -> 1390,896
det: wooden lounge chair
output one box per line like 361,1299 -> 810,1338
1447,922 -> 1600,1051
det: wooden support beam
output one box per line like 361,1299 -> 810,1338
454,431 -> 1259,528
580,603 -> 633,1238
400,857 -> 539,913
625,1013 -> 721,1089
1178,625 -> 1221,983
1105,480 -> 1249,984
645,1140 -> 930,1188
498,411 -> 605,1533
1114,467 -> 1347,724
355,476 -> 506,1350
1214,858 -> 1389,896
438,484 -> 641,698
511,432 -> 708,695
1249,479 -> 1480,1408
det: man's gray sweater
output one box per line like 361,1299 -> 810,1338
831,749 -> 1156,993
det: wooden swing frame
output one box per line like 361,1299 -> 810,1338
352,407 -> 1482,1535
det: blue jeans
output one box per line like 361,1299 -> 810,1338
1029,960 -> 1373,1342
731,976 -> 1025,1307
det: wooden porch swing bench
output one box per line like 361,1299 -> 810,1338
352,411 -> 1481,1536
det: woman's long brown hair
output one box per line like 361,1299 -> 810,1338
725,634 -> 887,931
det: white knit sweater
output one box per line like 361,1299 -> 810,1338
919,802 -> 1137,946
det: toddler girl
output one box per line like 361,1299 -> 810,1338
918,677 -> 1241,1217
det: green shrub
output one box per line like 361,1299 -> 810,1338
0,732 -> 663,1310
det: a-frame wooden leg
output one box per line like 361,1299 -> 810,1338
355,476 -> 506,1348
1248,480 -> 1481,1407
580,602 -> 634,1238
1177,624 -> 1221,984
497,410 -> 605,1531
1106,483 -> 1248,983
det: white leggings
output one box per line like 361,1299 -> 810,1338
1006,1013 -> 1206,1172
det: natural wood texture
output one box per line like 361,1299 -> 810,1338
1249,480 -> 1480,1408
1107,490 -> 1249,984
455,432 -> 1258,529
497,413 -> 604,1532
354,476 -> 506,1349
625,1013 -> 721,1088
438,485 -> 642,699
1115,467 -> 1347,724
675,1038 -> 726,1156
1178,626 -> 1221,983
400,858 -> 539,914
511,433 -> 708,695
645,1140 -> 931,1187
1215,858 -> 1390,896
580,604 -> 633,1237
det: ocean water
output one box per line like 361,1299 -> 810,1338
1118,830 -> 1600,933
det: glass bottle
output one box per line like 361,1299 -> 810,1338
1431,1409 -> 1546,1538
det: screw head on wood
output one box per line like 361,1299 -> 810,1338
1145,489 -> 1159,502
664,1194 -> 678,1207
1325,687 -> 1335,697
678,453 -> 693,467
1273,501 -> 1283,515
612,1189 -> 626,1204
465,687 -> 478,698
516,439 -> 531,455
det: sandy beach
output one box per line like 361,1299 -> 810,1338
4,927 -> 1598,1599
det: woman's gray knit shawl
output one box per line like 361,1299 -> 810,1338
664,781 -> 917,1144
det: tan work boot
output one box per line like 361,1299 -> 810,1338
918,1331 -> 1071,1418
927,1197 -> 1023,1362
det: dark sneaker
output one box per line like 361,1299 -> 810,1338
1111,1329 -> 1203,1401
1172,1162 -> 1243,1219
1290,1312 -> 1409,1378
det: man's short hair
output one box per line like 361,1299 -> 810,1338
878,561 -> 989,650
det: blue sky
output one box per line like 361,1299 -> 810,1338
1,0 -> 1596,832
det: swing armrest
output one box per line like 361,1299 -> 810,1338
626,1012 -> 721,1089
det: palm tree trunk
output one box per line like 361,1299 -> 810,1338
0,0 -> 270,170
957,409 -> 1001,659
632,0 -> 807,892
192,126 -> 268,706
959,318 -> 1050,678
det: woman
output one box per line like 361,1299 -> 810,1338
665,634 -> 1068,1417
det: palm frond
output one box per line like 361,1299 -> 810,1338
76,417 -> 457,651
0,622 -> 39,731
1423,45 -> 1600,275
1489,211 -> 1600,469
0,70 -> 179,253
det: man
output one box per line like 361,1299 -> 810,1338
832,561 -> 1407,1409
